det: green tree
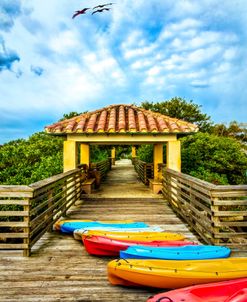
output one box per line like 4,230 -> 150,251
137,145 -> 153,163
181,133 -> 247,185
90,145 -> 111,162
212,121 -> 247,143
59,111 -> 85,121
0,132 -> 64,185
141,97 -> 212,132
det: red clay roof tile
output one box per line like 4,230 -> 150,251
45,104 -> 198,134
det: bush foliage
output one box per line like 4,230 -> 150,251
0,132 -> 64,185
0,133 -> 112,185
181,133 -> 247,185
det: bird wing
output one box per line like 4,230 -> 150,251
93,3 -> 115,9
72,8 -> 90,18
92,8 -> 111,15
93,5 -> 103,9
92,10 -> 100,15
72,11 -> 80,19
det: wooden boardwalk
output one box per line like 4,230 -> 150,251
0,160 -> 200,302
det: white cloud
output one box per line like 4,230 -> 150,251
1,0 -> 247,143
49,30 -> 80,54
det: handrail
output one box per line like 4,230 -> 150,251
132,158 -> 154,185
0,167 -> 86,256
162,168 -> 247,251
89,158 -> 111,180
0,158 -> 112,256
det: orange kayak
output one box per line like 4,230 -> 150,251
108,258 -> 247,289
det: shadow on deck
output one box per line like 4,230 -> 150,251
0,160 -> 200,302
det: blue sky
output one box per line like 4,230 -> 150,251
0,0 -> 246,144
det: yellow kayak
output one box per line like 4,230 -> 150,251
82,230 -> 185,241
108,258 -> 247,289
54,219 -> 134,231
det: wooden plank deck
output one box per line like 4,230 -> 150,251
0,160 -> 200,302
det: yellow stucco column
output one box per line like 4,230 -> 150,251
153,144 -> 163,180
80,143 -> 90,166
63,140 -> 78,172
111,147 -> 116,165
166,140 -> 181,172
131,146 -> 136,158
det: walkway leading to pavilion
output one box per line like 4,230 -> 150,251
88,159 -> 161,198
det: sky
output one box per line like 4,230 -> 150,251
0,0 -> 246,144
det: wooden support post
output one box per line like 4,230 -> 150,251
63,140 -> 78,172
23,198 -> 31,257
111,147 -> 116,165
153,144 -> 163,180
211,198 -> 221,245
166,140 -> 181,172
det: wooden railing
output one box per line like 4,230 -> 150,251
132,158 -> 154,185
162,168 -> 247,251
0,168 -> 85,256
90,158 -> 111,180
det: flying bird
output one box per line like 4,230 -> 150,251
93,3 -> 115,9
92,8 -> 111,15
72,8 -> 90,19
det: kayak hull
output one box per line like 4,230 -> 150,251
82,230 -> 185,241
54,219 -> 92,231
146,278 -> 247,302
74,226 -> 163,241
107,258 -> 247,289
83,235 -> 197,256
60,221 -> 149,234
54,219 -> 134,231
120,245 -> 231,260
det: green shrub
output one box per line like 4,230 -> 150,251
137,145 -> 153,163
181,133 -> 247,185
0,132 -> 63,185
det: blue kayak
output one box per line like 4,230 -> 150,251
60,221 -> 149,233
120,245 -> 231,260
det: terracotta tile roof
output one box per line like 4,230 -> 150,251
45,104 -> 198,134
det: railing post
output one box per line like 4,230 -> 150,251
109,157 -> 112,170
77,171 -> 82,199
211,196 -> 220,245
167,172 -> 172,204
23,197 -> 31,257
62,179 -> 68,217
144,162 -> 147,184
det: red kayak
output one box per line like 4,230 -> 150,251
83,235 -> 197,256
147,278 -> 247,302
